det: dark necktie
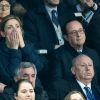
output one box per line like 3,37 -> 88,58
84,87 -> 95,100
51,10 -> 59,27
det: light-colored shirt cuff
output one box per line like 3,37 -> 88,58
93,3 -> 98,10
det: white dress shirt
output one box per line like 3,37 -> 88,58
45,4 -> 64,46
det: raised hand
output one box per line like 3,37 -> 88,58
80,0 -> 94,8
85,0 -> 94,7
6,30 -> 20,49
18,29 -> 25,48
0,82 -> 6,93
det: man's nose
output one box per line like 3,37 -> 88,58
26,91 -> 31,96
28,77 -> 33,84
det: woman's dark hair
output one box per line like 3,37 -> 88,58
1,15 -> 22,31
14,79 -> 33,95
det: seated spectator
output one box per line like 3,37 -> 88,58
23,0 -> 75,88
86,7 -> 100,57
64,90 -> 85,100
70,55 -> 100,100
0,0 -> 11,36
1,62 -> 49,100
47,54 -> 100,100
0,0 -> 10,19
48,20 -> 100,85
64,0 -> 99,27
14,79 -> 35,100
0,15 -> 44,92
23,0 -> 75,54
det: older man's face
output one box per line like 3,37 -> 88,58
72,56 -> 94,82
65,21 -> 86,49
20,67 -> 36,88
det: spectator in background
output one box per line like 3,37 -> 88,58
47,55 -> 100,100
64,0 -> 99,28
1,62 -> 49,100
0,0 -> 11,36
48,20 -> 100,85
14,62 -> 49,100
14,79 -> 35,100
0,0 -> 10,19
64,90 -> 85,100
70,55 -> 100,100
23,0 -> 75,89
0,15 -> 44,93
86,6 -> 100,58
23,0 -> 75,54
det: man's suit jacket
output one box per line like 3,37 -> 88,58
48,42 -> 100,85
86,7 -> 100,56
0,38 -> 44,86
23,2 -> 75,53
47,79 -> 100,100
69,79 -> 100,100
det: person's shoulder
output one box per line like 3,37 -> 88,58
85,46 -> 99,55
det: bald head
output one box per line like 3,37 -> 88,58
65,20 -> 83,35
71,54 -> 94,85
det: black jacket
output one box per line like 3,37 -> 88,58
23,2 -> 75,53
48,42 -> 100,85
0,38 -> 44,86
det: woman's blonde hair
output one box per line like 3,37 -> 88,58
64,90 -> 85,100
1,15 -> 22,31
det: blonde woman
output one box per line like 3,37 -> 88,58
64,90 -> 85,100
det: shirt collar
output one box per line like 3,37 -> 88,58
45,3 -> 57,14
77,79 -> 91,90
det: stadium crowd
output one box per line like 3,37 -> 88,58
0,0 -> 100,100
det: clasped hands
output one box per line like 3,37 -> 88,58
6,30 -> 25,49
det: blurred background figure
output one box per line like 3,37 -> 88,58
64,90 -> 85,100
0,0 -> 11,37
63,0 -> 99,28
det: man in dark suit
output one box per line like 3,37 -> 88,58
23,0 -> 75,54
86,7 -> 100,57
70,54 -> 100,100
1,62 -> 49,100
63,0 -> 99,28
48,20 -> 100,85
47,55 -> 100,100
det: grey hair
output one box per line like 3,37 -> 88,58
14,62 -> 37,77
72,54 -> 92,67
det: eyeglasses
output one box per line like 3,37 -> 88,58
0,4 -> 10,10
68,28 -> 85,36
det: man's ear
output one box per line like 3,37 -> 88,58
0,31 -> 6,37
71,67 -> 75,75
14,76 -> 20,82
64,34 -> 68,41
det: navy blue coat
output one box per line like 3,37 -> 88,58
0,38 -> 44,86
47,78 -> 100,100
48,42 -> 100,85
23,2 -> 75,53
69,79 -> 100,100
